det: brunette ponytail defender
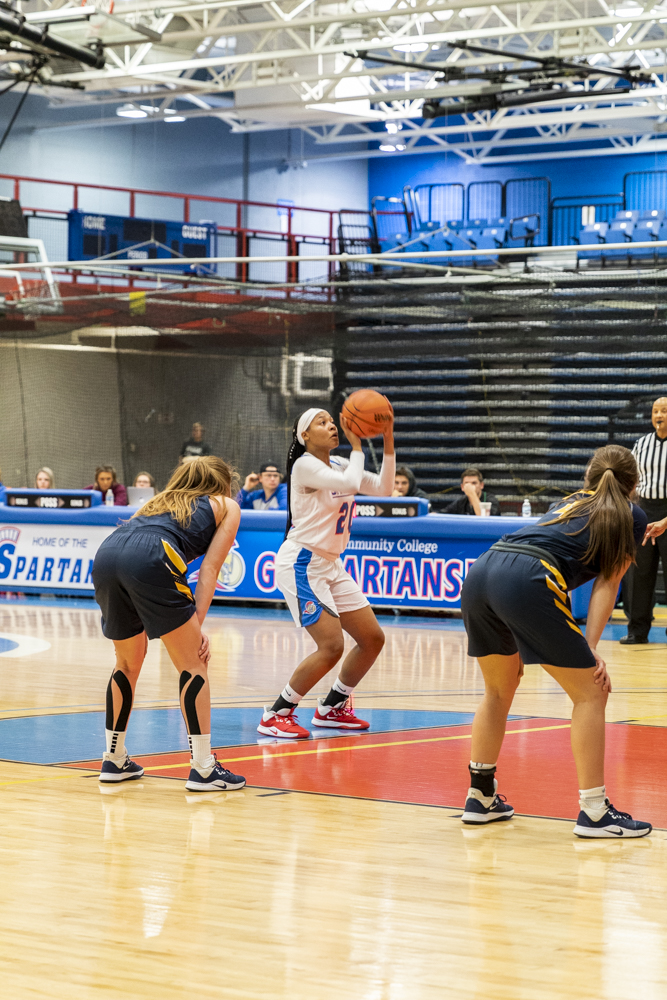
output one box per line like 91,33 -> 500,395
284,417 -> 306,540
542,444 -> 638,579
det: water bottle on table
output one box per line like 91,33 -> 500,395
521,498 -> 532,518
105,489 -> 114,507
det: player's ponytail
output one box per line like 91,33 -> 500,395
542,444 -> 638,578
284,416 -> 306,539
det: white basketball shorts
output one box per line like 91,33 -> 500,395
275,539 -> 369,627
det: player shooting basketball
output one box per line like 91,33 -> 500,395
258,404 -> 395,739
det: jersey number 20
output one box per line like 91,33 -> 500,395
335,502 -> 355,535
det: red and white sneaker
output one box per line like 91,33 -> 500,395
257,708 -> 310,740
311,698 -> 370,730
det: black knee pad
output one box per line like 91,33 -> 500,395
180,671 -> 205,735
106,669 -> 133,731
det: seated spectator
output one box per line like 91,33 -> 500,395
237,462 -> 287,511
180,422 -> 211,459
443,467 -> 500,516
85,465 -> 128,506
392,465 -> 430,499
35,467 -> 55,489
133,471 -> 155,489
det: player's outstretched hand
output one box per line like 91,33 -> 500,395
382,398 -> 394,439
591,648 -> 612,693
340,414 -> 363,450
643,517 -> 667,545
244,472 -> 260,491
198,631 -> 211,665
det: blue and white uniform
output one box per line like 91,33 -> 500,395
277,450 -> 395,626
236,483 -> 287,510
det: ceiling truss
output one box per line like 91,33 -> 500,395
3,0 -> 667,162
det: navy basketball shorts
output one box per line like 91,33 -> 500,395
93,530 -> 196,641
461,549 -> 596,669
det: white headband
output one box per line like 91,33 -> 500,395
297,408 -> 325,445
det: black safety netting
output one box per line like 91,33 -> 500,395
1,263 -> 666,508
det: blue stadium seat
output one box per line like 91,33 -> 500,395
576,222 -> 608,263
379,232 -> 410,252
614,209 -> 639,223
466,218 -> 487,229
630,218 -> 659,259
416,221 -> 441,232
476,226 -> 507,249
489,217 -> 508,228
604,219 -> 634,261
639,209 -> 665,222
509,215 -> 539,247
460,227 -> 483,245
445,219 -> 463,231
656,219 -> 667,256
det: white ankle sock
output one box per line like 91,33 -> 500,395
105,729 -> 126,758
579,785 -> 607,821
189,734 -> 213,768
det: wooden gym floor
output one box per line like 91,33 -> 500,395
2,596 -> 667,999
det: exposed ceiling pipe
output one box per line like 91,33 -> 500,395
0,4 -> 105,70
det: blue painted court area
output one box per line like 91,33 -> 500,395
0,707 -> 511,764
0,638 -> 19,654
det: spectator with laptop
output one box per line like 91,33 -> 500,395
85,465 -> 128,506
180,422 -> 212,460
35,467 -> 55,489
133,472 -> 155,490
237,462 -> 287,510
443,467 -> 500,516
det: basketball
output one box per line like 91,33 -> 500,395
341,389 -> 393,438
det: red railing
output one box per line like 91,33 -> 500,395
0,171 -> 338,283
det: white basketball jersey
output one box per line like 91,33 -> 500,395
287,451 -> 395,561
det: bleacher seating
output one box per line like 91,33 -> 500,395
576,222 -> 608,262
368,180 -> 667,272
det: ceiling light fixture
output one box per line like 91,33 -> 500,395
393,42 -> 429,53
116,104 -> 147,118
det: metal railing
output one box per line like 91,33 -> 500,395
0,171 -> 339,284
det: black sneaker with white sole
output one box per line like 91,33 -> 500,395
185,756 -> 246,792
99,753 -> 144,783
574,801 -> 652,838
462,788 -> 514,824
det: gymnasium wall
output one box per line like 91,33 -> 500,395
0,92 -> 368,236
369,148 -> 667,208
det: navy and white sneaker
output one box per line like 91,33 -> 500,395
99,753 -> 144,783
185,755 -> 246,792
574,801 -> 652,839
462,785 -> 514,825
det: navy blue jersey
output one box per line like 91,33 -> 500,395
115,496 -> 217,563
503,492 -> 647,590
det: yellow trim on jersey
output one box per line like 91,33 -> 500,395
545,575 -> 567,602
540,559 -> 567,592
554,598 -> 575,622
173,579 -> 194,601
566,620 -> 584,636
162,539 -> 187,574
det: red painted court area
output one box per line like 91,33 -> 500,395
66,718 -> 665,825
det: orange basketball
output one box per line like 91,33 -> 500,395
341,389 -> 393,438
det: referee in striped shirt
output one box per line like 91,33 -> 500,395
622,396 -> 667,643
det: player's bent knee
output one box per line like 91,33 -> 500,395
362,628 -> 385,655
319,637 -> 345,662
